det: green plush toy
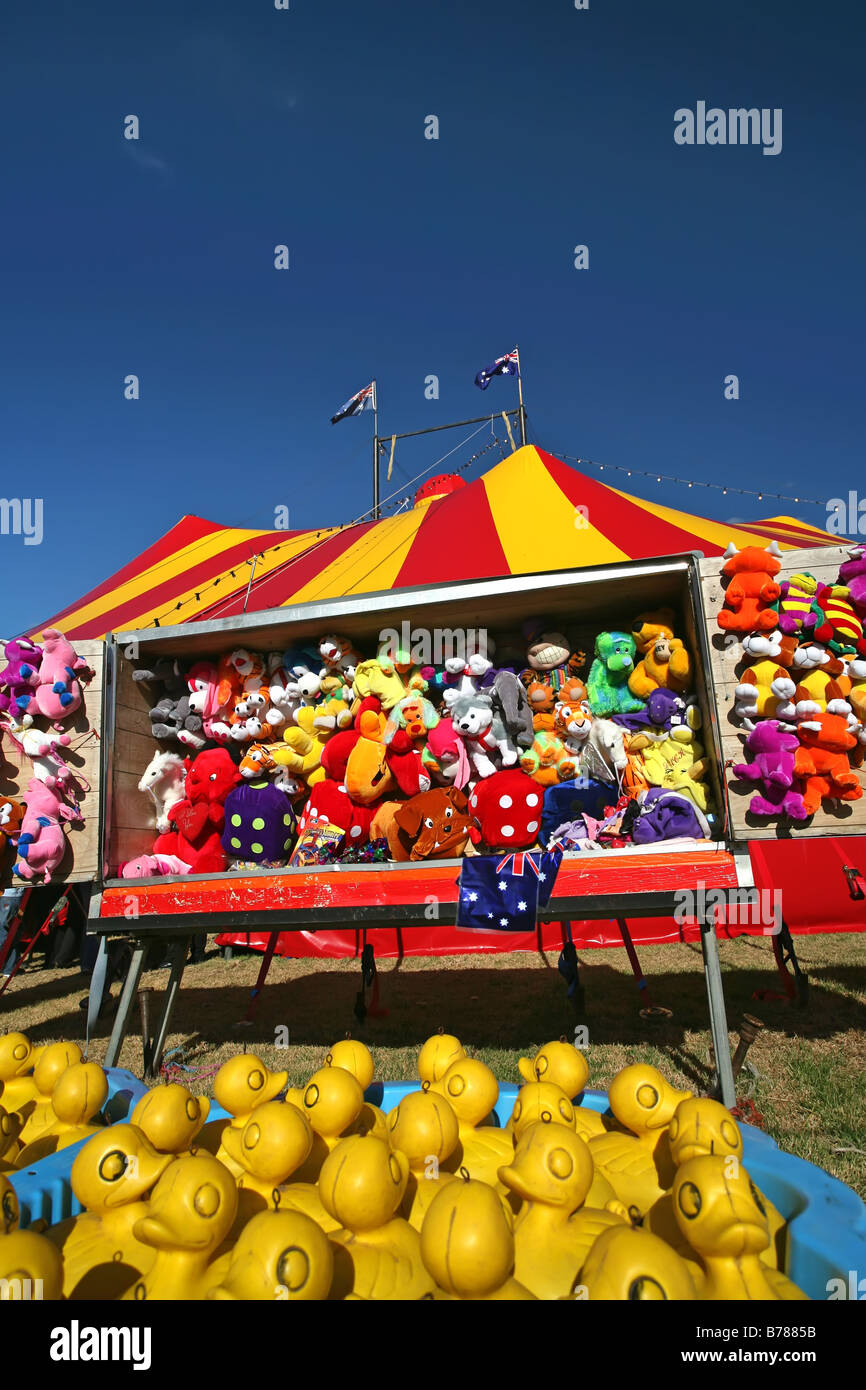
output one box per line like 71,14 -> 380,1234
587,632 -> 647,717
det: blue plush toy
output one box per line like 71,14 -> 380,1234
586,632 -> 646,716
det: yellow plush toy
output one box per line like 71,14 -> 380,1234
637,737 -> 711,812
351,658 -> 408,713
629,611 -> 692,699
268,709 -> 327,787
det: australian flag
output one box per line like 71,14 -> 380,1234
457,847 -> 563,932
474,349 -> 520,391
331,381 -> 376,424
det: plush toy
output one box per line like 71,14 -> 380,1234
384,694 -> 439,747
295,781 -> 374,848
310,696 -> 355,741
0,638 -> 42,721
838,545 -> 866,615
814,584 -> 866,657
845,655 -> 866,727
376,638 -> 428,697
14,778 -> 82,883
587,633 -> 646,716
741,628 -> 799,668
138,750 -> 187,833
467,769 -> 543,850
352,658 -> 408,712
236,743 -> 306,797
556,703 -> 629,784
345,708 -> 398,804
628,612 -> 692,698
119,853 -> 192,878
716,541 -> 783,634
793,712 -> 863,814
438,641 -> 497,706
772,573 -> 824,638
153,748 -> 241,874
613,688 -> 701,747
519,729 -> 579,787
425,717 -> 471,789
449,690 -> 519,779
733,660 -> 798,731
0,715 -> 83,792
265,653 -> 301,725
386,788 -> 472,862
638,738 -> 711,812
277,648 -> 323,711
732,723 -> 809,820
132,657 -> 185,701
0,796 -> 25,855
319,634 -> 363,679
385,729 -> 432,798
222,780 -> 297,865
26,629 -> 90,730
135,658 -> 204,748
520,623 -> 585,696
268,709 -> 328,788
186,662 -> 236,745
792,657 -> 852,719
523,678 -> 557,731
491,671 -> 534,751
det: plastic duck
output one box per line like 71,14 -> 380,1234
577,1224 -> 697,1300
0,1104 -> 22,1173
17,1041 -> 83,1145
131,1083 -> 210,1154
430,1058 -> 513,1188
419,1175 -> 536,1300
1,1172 -> 20,1233
672,1155 -> 807,1300
518,1040 -> 602,1137
417,1032 -> 466,1086
17,1062 -> 108,1165
647,1097 -> 785,1270
198,1054 -> 288,1176
289,1066 -> 366,1183
319,1134 -> 436,1300
123,1153 -> 239,1301
386,1087 -> 459,1230
0,1032 -> 36,1114
207,1210 -> 334,1301
219,1100 -> 313,1230
46,1123 -> 173,1299
0,1228 -> 64,1301
499,1119 -> 629,1299
508,1081 -> 620,1210
326,1039 -> 387,1140
588,1064 -> 692,1215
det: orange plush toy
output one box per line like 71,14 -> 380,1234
717,542 -> 783,634
0,796 -> 25,854
629,610 -> 692,698
793,712 -> 863,814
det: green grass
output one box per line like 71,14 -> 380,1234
4,931 -> 865,1197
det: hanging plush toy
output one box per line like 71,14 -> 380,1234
0,796 -> 25,855
838,545 -> 866,616
793,712 -> 863,814
716,541 -> 783,634
0,638 -> 42,722
26,629 -> 90,730
772,573 -> 825,638
813,584 -> 866,657
732,724 -> 808,821
733,660 -> 798,731
14,778 -> 82,883
587,633 -> 646,716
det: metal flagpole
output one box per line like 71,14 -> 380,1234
372,379 -> 380,519
514,345 -> 527,446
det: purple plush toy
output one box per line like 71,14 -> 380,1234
838,545 -> 866,616
612,687 -> 700,742
732,721 -> 809,820
0,637 -> 43,721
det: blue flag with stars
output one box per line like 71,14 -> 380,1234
456,848 -> 563,932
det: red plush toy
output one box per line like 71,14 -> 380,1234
296,781 -> 374,846
153,747 -> 241,873
717,542 -> 783,634
467,769 -> 543,850
793,712 -> 863,815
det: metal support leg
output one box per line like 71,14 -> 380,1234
699,913 -> 736,1107
104,941 -> 147,1068
145,937 -> 190,1080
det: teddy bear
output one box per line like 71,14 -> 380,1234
838,545 -> 866,616
25,628 -> 90,730
628,610 -> 692,699
152,747 -> 241,874
813,584 -> 866,657
586,632 -> 646,716
467,769 -> 543,850
449,690 -> 520,779
0,796 -> 25,855
732,723 -> 809,821
716,541 -> 783,634
0,637 -> 42,721
733,660 -> 798,731
793,712 -> 863,814
386,787 -> 473,862
771,573 -> 825,638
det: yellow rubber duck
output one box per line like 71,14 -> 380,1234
386,1087 -> 459,1230
576,1224 -> 698,1300
17,1062 -> 108,1166
219,1099 -> 313,1230
588,1064 -> 692,1216
0,1104 -> 22,1173
0,1032 -> 36,1115
289,1066 -> 365,1183
207,1210 -> 334,1301
517,1040 -> 602,1138
646,1097 -> 785,1270
508,1081 -> 621,1211
325,1039 -> 387,1140
1,1173 -> 20,1233
430,1058 -> 513,1188
420,1175 -> 535,1300
198,1054 -> 288,1176
123,1152 -> 239,1301
499,1119 -> 629,1299
17,1041 -> 83,1146
131,1083 -> 210,1154
46,1123 -> 173,1299
417,1032 -> 466,1086
319,1134 -> 435,1300
0,1228 -> 64,1301
672,1155 -> 807,1300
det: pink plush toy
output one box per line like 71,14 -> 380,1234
732,722 -> 809,820
25,628 -> 90,730
0,637 -> 43,722
186,662 -> 235,745
839,545 -> 866,616
119,853 -> 192,878
14,777 -> 83,883
426,716 -> 471,789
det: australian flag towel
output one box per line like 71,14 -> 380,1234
456,847 -> 563,931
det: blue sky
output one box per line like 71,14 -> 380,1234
2,0 -> 864,635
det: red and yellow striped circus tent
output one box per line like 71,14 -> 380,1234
40,446 -> 841,641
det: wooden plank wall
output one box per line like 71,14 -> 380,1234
0,639 -> 104,884
700,545 -> 866,840
108,654 -> 164,873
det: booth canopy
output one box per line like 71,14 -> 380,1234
40,446 -> 840,641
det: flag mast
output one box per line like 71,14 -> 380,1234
515,344 -> 527,446
372,378 -> 380,519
